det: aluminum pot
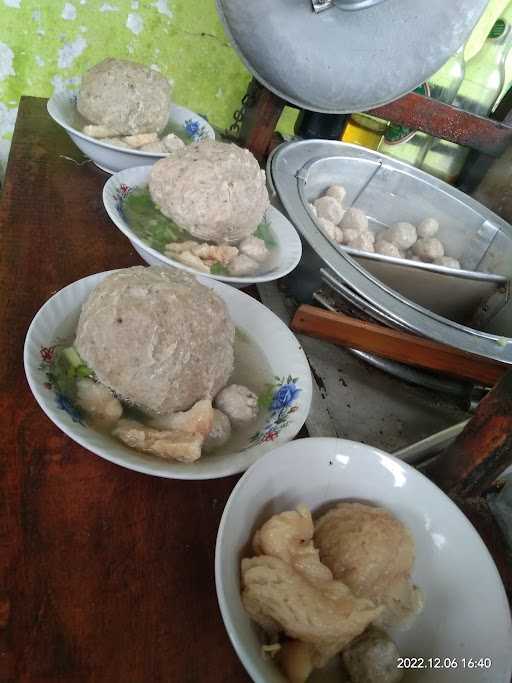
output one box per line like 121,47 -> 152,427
268,140 -> 512,365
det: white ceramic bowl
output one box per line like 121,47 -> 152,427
47,90 -> 215,174
102,166 -> 303,286
23,270 -> 312,480
216,438 -> 512,683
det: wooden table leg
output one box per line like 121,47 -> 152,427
426,369 -> 512,498
238,79 -> 286,162
423,371 -> 512,598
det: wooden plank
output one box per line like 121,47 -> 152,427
368,92 -> 512,157
425,369 -> 512,498
0,97 -> 248,682
291,304 -> 506,387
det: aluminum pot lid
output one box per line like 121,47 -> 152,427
267,139 -> 512,365
216,0 -> 488,113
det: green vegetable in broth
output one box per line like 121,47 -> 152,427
254,221 -> 276,248
210,262 -> 230,275
49,346 -> 94,399
122,188 -> 190,252
257,384 -> 275,410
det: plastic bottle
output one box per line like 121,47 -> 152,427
422,17 -> 512,183
341,114 -> 386,150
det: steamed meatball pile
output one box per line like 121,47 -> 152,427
71,266 -> 259,463
77,58 -> 185,154
310,185 -> 461,270
309,184 -> 374,253
241,502 -> 423,683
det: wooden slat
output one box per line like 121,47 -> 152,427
291,304 -> 506,387
368,91 -> 512,157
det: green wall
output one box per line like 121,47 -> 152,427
0,0 -> 253,174
0,0 -> 507,177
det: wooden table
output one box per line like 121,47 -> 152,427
0,97 -> 248,682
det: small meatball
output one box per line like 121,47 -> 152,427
149,399 -> 214,437
317,217 -> 344,243
342,627 -> 404,683
413,237 -> 445,261
307,202 -> 318,218
228,254 -> 260,277
239,236 -> 270,264
313,196 -> 344,225
101,137 -> 131,148
417,217 -> 439,238
161,133 -> 185,153
215,384 -> 258,425
342,227 -> 360,244
113,419 -> 203,462
375,240 -> 403,258
325,184 -> 347,205
83,124 -> 118,138
333,227 -> 344,243
386,222 -> 417,250
124,132 -> 159,149
348,232 -> 375,253
76,378 -> 123,427
434,256 -> 461,269
340,207 -> 368,232
174,250 -> 210,273
203,409 -> 232,451
279,641 -> 315,683
140,140 -> 165,153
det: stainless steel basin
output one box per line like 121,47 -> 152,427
268,140 -> 512,365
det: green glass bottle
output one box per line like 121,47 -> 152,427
422,15 -> 512,183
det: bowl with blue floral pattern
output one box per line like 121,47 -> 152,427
48,90 -> 215,174
24,268 -> 312,480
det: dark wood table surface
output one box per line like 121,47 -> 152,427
0,96 -> 249,682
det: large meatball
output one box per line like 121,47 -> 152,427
75,266 -> 235,415
314,502 -> 423,627
148,140 -> 269,244
77,58 -> 171,135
